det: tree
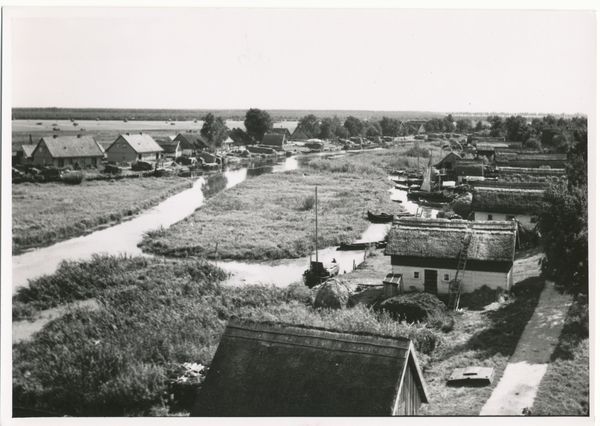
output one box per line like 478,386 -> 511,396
365,123 -> 382,137
524,138 -> 542,150
335,126 -> 350,139
319,117 -> 342,140
201,113 -> 229,152
567,130 -> 587,189
487,115 -> 504,137
298,114 -> 321,139
504,115 -> 529,142
455,119 -> 472,133
244,108 -> 273,142
379,116 -> 402,137
343,116 -> 364,137
475,121 -> 484,131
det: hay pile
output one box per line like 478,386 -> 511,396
313,279 -> 357,309
376,292 -> 448,323
451,191 -> 473,218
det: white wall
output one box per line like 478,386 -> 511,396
474,211 -> 537,228
391,265 -> 512,294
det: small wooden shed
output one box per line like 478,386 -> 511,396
191,319 -> 429,416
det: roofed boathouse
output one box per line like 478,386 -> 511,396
384,218 -> 517,296
191,319 -> 428,416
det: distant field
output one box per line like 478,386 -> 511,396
12,177 -> 193,252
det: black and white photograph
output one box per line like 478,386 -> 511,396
1,3 -> 595,422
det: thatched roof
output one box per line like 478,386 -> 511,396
495,152 -> 567,168
270,127 -> 292,137
156,139 -> 180,154
434,152 -> 461,168
454,159 -> 484,176
191,318 -> 428,416
476,143 -> 508,151
20,144 -> 37,157
261,133 -> 286,146
108,134 -> 163,154
384,218 -> 517,262
174,133 -> 209,150
37,136 -> 104,158
290,127 -> 309,140
472,187 -> 546,215
497,166 -> 566,176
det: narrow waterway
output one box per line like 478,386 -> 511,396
10,153 -> 337,294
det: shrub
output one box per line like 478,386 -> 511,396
299,194 -> 315,211
62,171 -> 85,185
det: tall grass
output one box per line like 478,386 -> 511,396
13,255 -> 441,416
139,169 -> 404,260
12,177 -> 193,252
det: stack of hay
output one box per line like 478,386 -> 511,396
313,279 -> 357,309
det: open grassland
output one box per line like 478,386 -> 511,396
12,177 -> 193,253
13,255 -> 445,417
139,167 -> 403,260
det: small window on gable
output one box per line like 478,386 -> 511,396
413,271 -> 420,279
443,274 -> 450,281
487,214 -> 493,220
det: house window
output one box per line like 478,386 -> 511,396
139,154 -> 142,160
530,216 -> 537,223
443,274 -> 450,281
506,215 -> 516,221
413,271 -> 420,279
487,214 -> 493,220
58,159 -> 64,167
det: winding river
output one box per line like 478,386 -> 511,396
12,152 -> 437,294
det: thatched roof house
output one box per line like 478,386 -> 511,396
261,132 -> 287,149
174,133 -> 209,154
191,319 -> 429,416
32,135 -> 104,167
472,185 -> 546,216
156,139 -> 182,158
384,218 -> 517,295
454,159 -> 485,179
435,152 -> 461,171
270,127 -> 292,138
290,126 -> 309,141
494,152 -> 567,169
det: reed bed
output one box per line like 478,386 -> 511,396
12,177 -> 193,252
139,168 -> 403,260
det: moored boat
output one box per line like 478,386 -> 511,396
367,211 -> 395,223
337,241 -> 387,251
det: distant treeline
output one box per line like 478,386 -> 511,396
13,108 -> 445,122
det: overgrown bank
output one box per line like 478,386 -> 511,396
139,168 -> 403,260
12,255 -> 443,416
12,177 -> 193,253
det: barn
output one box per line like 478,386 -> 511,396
31,135 -> 104,168
191,319 -> 429,416
471,182 -> 547,227
384,218 -> 518,296
290,126 -> 309,141
105,133 -> 163,164
173,133 -> 209,156
17,144 -> 37,165
261,132 -> 287,149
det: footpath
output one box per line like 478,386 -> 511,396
479,281 -> 572,415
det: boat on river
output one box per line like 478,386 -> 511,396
303,187 -> 339,288
337,241 -> 387,251
367,211 -> 395,223
407,151 -> 456,202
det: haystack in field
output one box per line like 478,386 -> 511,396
377,292 -> 448,323
313,278 -> 357,309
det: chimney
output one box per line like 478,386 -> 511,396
53,135 -> 58,138
126,132 -> 130,136
77,134 -> 81,138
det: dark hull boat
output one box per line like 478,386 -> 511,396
418,198 -> 450,208
337,241 -> 387,251
367,211 -> 395,223
303,261 -> 340,288
407,189 -> 455,202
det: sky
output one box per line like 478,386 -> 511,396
6,7 -> 597,114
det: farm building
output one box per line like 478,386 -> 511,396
435,151 -> 462,172
156,139 -> 182,159
31,135 -> 104,168
476,143 -> 509,161
261,132 -> 287,149
471,182 -> 547,227
384,218 -> 518,295
191,319 -> 428,416
494,152 -> 567,169
290,126 -> 309,141
16,144 -> 37,165
105,133 -> 163,164
270,127 -> 292,138
454,159 -> 485,182
173,133 -> 209,156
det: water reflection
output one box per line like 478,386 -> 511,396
201,174 -> 229,199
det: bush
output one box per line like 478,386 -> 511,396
299,194 -> 315,211
62,171 -> 84,185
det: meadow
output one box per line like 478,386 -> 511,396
136,145 -> 440,261
12,177 -> 193,253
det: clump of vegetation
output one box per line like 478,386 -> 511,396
404,141 -> 430,158
13,255 -> 441,416
61,171 -> 85,185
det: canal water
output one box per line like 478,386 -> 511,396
11,152 -> 439,294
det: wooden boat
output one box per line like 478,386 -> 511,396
303,187 -> 339,288
391,177 -> 408,184
418,198 -> 449,208
407,189 -> 455,202
395,184 -> 410,190
337,241 -> 387,251
389,169 -> 405,175
367,211 -> 395,223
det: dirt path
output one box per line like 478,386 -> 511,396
479,281 -> 572,415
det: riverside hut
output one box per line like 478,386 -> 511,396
191,319 -> 429,416
471,183 -> 547,227
384,218 -> 517,295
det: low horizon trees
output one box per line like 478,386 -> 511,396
244,108 -> 273,142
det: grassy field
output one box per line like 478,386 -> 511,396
12,177 -> 193,253
12,254 -> 445,417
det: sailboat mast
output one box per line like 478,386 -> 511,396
315,186 -> 318,263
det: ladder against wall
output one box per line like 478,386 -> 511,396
448,228 -> 473,310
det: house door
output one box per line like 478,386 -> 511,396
424,270 -> 438,294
